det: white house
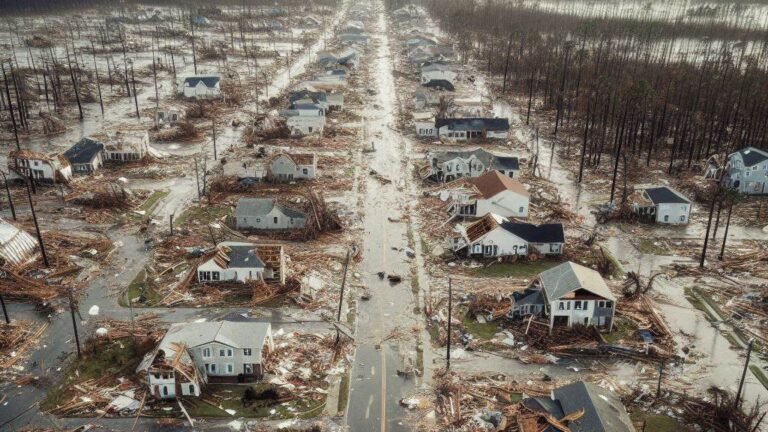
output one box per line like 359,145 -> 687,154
197,242 -> 285,285
267,153 -> 317,181
235,198 -> 307,231
435,118 -> 509,141
181,75 -> 221,99
451,170 -> 530,218
508,262 -> 616,332
453,213 -> 564,258
427,148 -> 519,182
104,131 -> 150,162
8,150 -> 72,183
136,318 -> 274,399
633,186 -> 691,224
724,146 -> 768,195
420,63 -> 456,85
64,137 -> 105,174
156,108 -> 185,126
281,105 -> 326,136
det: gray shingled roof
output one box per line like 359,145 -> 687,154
734,146 -> 768,167
501,222 -> 564,243
235,198 -> 306,220
538,261 -> 615,301
64,137 -> 104,164
226,244 -> 266,268
436,117 -> 509,132
183,75 -> 220,88
157,320 -> 271,360
644,186 -> 690,205
433,148 -> 519,171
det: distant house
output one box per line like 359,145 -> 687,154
451,170 -> 530,218
340,34 -> 369,45
406,36 -> 437,49
181,75 -> 221,99
156,108 -> 185,126
8,150 -> 72,183
301,15 -> 322,27
197,241 -> 285,285
64,138 -> 105,174
316,69 -> 347,83
104,131 -> 150,162
341,22 -> 365,34
420,63 -> 456,85
724,146 -> 768,195
137,318 -> 274,399
0,218 -> 38,265
453,213 -> 564,258
633,186 -> 691,224
522,381 -> 635,432
509,261 -> 616,331
435,118 -> 509,141
267,153 -> 317,181
235,198 -> 306,231
290,90 -> 344,112
280,105 -> 325,136
427,148 -> 519,182
318,48 -> 359,69
422,79 -> 455,91
414,89 -> 440,109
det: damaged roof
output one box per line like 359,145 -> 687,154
235,198 -> 306,219
65,137 -> 104,164
432,148 -> 519,171
730,146 -> 768,167
523,381 -> 635,432
643,186 -> 690,205
538,261 -> 615,301
501,222 -> 564,243
470,170 -> 529,199
0,218 -> 38,265
436,117 -> 509,132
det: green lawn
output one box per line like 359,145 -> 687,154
184,384 -> 326,419
602,318 -> 637,344
42,339 -> 146,412
637,238 -> 669,255
140,189 -> 170,212
337,373 -> 350,413
460,309 -> 500,340
750,365 -> 768,390
472,260 -> 561,278
174,204 -> 232,226
631,413 -> 686,432
119,268 -> 162,307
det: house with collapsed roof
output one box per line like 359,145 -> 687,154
301,15 -> 322,27
64,137 -> 105,174
426,148 -> 519,182
317,48 -> 359,70
421,63 -> 456,86
8,150 -> 72,183
450,170 -> 530,218
290,90 -> 344,113
137,318 -> 274,399
452,213 -> 564,258
280,104 -> 326,136
197,241 -> 285,285
508,261 -> 616,331
156,107 -> 185,126
723,146 -> 768,195
104,131 -> 150,162
180,75 -> 221,99
521,381 -> 635,432
267,153 -> 317,181
235,198 -> 307,231
631,186 -> 691,224
0,218 -> 38,265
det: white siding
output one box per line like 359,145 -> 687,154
468,228 -> 529,257
475,190 -> 529,219
197,259 -> 264,283
237,206 -> 306,230
655,203 -> 690,224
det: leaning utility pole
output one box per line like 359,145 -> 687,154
700,187 -> 719,268
212,120 -> 217,160
718,200 -> 734,260
334,249 -> 351,345
1,171 -> 16,221
1,62 -> 21,150
130,61 -> 139,119
68,287 -> 82,358
25,178 -> 49,268
735,339 -> 754,410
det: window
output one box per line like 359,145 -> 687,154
605,301 -> 613,308
226,364 -> 234,374
681,205 -> 686,210
244,364 -> 253,374
256,218 -> 261,223
303,168 -> 308,175
598,301 -> 605,308
664,215 -> 669,222
273,217 -> 278,224
163,386 -> 168,396
746,171 -> 751,177
227,349 -> 233,357
680,216 -> 685,222
519,206 -> 524,213
567,302 -> 571,310
189,384 -> 195,393
207,363 -> 216,373
244,348 -> 252,356
583,302 -> 588,311
203,348 -> 211,358
308,126 -> 313,133
574,301 -> 582,310
219,349 -> 226,357
558,302 -> 565,310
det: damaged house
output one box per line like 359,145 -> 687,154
290,90 -> 344,112
235,198 -> 307,231
450,170 -> 530,219
137,318 -> 274,399
268,153 -> 317,181
521,381 -> 635,432
64,137 -> 105,174
452,213 -> 564,258
632,186 -> 691,225
0,218 -> 38,265
8,150 -> 72,183
197,242 -> 285,285
421,63 -> 457,86
104,131 -> 150,162
723,146 -> 768,195
280,104 -> 326,136
426,148 -> 519,182
509,261 -> 616,331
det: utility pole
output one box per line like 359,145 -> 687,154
169,213 -> 174,235
1,171 -> 16,221
700,187 -> 719,268
212,120 -> 217,160
193,157 -> 202,202
69,287 -> 82,358
446,278 -> 452,370
0,292 -> 9,324
334,249 -> 351,345
656,360 -> 664,398
25,178 -> 49,268
718,200 -> 734,260
735,339 -> 754,409
130,61 -> 139,119
1,62 -> 21,151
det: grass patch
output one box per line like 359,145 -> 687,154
119,268 -> 161,307
472,260 -> 561,278
42,339 -> 147,412
631,413 -> 686,432
344,167 -> 354,177
140,189 -> 170,213
460,309 -> 499,340
637,238 -> 669,255
420,237 -> 432,255
184,384 -> 322,418
602,318 -> 637,344
750,365 -> 768,390
175,204 -> 232,226
337,372 -> 350,413
599,246 -> 625,278
510,392 -> 523,403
